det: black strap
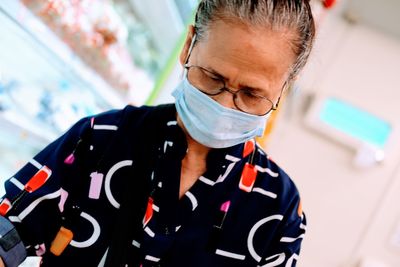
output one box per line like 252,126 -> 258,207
104,104 -> 175,267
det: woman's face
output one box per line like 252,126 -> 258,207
180,19 -> 297,111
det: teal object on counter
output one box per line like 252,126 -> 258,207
319,98 -> 391,148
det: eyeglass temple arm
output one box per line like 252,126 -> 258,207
273,81 -> 289,110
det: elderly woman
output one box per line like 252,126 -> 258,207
0,0 -> 315,266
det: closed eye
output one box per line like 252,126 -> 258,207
209,76 -> 221,81
242,89 -> 263,99
201,68 -> 224,81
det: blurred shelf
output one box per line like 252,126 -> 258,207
0,1 -> 126,108
0,0 -> 197,185
0,110 -> 55,144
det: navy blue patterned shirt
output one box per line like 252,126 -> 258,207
1,104 -> 306,266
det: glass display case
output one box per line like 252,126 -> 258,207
0,0 -> 197,190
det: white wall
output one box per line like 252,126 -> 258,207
266,10 -> 400,267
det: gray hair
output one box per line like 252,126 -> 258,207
194,0 -> 316,82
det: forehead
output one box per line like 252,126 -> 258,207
194,19 -> 296,95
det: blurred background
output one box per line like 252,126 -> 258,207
0,0 -> 399,266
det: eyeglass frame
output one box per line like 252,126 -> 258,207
184,64 -> 285,116
183,33 -> 286,116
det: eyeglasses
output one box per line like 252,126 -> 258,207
184,64 -> 284,116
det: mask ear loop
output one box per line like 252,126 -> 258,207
184,33 -> 197,64
181,33 -> 197,79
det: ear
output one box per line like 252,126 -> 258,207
179,25 -> 196,66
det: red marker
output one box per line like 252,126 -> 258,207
0,198 -> 12,216
1,166 -> 52,216
143,197 -> 154,227
243,139 -> 255,158
239,163 -> 257,192
25,166 -> 52,193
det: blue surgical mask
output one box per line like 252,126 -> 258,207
172,77 -> 270,148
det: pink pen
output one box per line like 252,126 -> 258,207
64,153 -> 75,164
218,200 -> 231,228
